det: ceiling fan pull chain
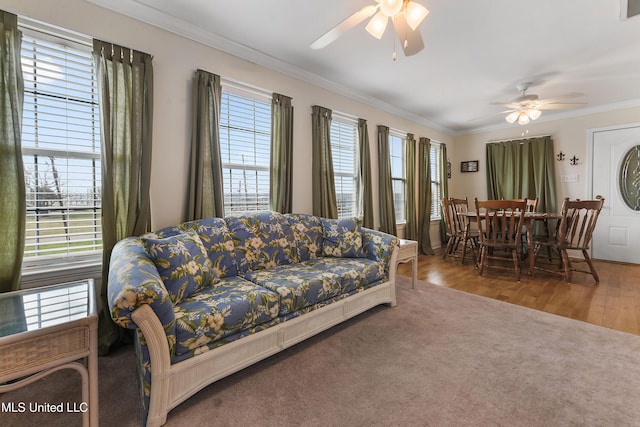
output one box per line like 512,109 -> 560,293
392,37 -> 397,61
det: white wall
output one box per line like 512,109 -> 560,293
10,0 -> 636,250
4,0 -> 451,232
449,106 -> 640,210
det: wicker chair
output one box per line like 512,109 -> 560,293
533,197 -> 605,283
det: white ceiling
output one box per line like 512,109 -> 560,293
89,0 -> 640,135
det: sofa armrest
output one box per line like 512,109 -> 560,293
107,237 -> 176,342
361,227 -> 399,268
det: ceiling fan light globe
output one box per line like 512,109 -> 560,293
518,112 -> 530,125
380,0 -> 403,17
505,111 -> 520,123
405,2 -> 429,30
366,11 -> 389,39
527,108 -> 541,120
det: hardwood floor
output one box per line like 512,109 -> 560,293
396,249 -> 640,335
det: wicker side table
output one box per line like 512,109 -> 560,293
396,239 -> 418,289
0,279 -> 98,426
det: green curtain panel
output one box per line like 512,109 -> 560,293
405,133 -> 417,240
188,69 -> 224,220
0,11 -> 25,293
93,39 -> 153,355
358,118 -> 374,229
270,93 -> 294,213
311,105 -> 338,218
440,143 -> 449,200
377,125 -> 397,235
438,143 -> 449,244
418,137 -> 434,255
486,136 -> 557,214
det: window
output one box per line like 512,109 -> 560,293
330,114 -> 358,219
430,143 -> 443,219
389,132 -> 406,223
20,27 -> 102,264
219,84 -> 271,215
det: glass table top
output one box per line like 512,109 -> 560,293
0,280 -> 94,338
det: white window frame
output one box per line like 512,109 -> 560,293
219,81 -> 272,216
19,20 -> 102,278
389,131 -> 407,224
330,112 -> 359,219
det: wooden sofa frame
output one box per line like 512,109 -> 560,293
131,248 -> 398,426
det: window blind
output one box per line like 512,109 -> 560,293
389,133 -> 406,223
430,143 -> 443,219
219,88 -> 271,215
21,31 -> 102,262
330,116 -> 358,219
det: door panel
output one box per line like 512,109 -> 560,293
591,125 -> 640,264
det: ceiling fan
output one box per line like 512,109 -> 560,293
310,0 -> 430,58
493,82 -> 587,125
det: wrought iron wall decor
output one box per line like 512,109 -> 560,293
556,151 -> 565,161
569,155 -> 579,166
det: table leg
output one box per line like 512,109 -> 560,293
527,220 -> 535,274
88,323 -> 99,426
412,257 -> 417,289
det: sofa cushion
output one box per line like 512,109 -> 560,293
141,231 -> 217,304
173,276 -> 280,357
141,231 -> 218,304
226,211 -> 298,273
243,263 -> 342,315
302,257 -> 386,294
321,217 -> 365,258
286,213 -> 324,261
180,218 -> 238,278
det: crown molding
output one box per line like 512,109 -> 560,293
85,0 -> 453,136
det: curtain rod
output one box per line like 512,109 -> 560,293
487,134 -> 551,143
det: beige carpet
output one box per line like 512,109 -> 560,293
3,276 -> 640,426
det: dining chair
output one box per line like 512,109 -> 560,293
533,197 -> 605,283
526,197 -> 539,212
441,197 -> 478,264
451,197 -> 473,236
515,197 -> 540,257
503,197 -> 539,212
474,198 -> 527,281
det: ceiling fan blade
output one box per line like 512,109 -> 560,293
392,14 -> 424,56
310,5 -> 378,49
537,92 -> 584,104
537,102 -> 587,110
490,101 -> 522,109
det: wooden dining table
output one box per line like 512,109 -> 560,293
459,211 -> 561,275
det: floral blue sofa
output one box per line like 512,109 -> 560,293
107,211 -> 399,426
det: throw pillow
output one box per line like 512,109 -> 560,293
321,217 -> 364,258
141,230 -> 217,304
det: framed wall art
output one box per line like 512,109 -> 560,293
461,160 -> 479,173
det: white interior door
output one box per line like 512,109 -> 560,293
591,124 -> 640,264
